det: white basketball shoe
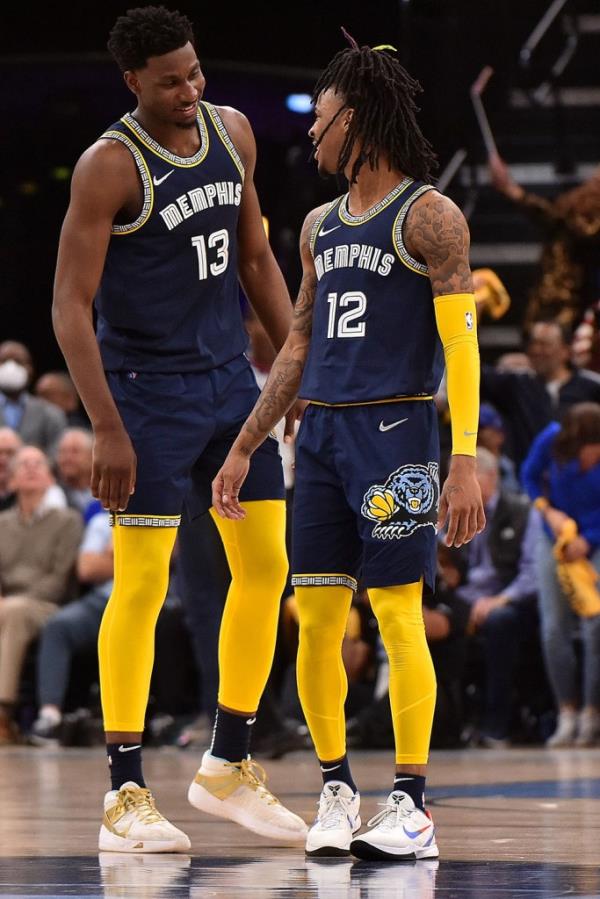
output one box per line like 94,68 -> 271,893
350,790 -> 438,861
305,781 -> 361,857
188,751 -> 308,842
99,782 -> 191,853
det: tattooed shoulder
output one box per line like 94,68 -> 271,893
405,191 -> 473,297
292,205 -> 327,336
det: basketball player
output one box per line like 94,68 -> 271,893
212,36 -> 485,860
52,6 -> 307,852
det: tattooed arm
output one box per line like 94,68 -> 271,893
211,206 -> 323,519
405,191 -> 485,547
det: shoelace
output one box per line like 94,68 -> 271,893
116,786 -> 165,824
367,799 -> 411,830
230,759 -> 281,806
317,794 -> 352,829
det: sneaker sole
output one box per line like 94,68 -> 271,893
187,779 -> 307,843
99,825 -> 191,854
350,838 -> 417,862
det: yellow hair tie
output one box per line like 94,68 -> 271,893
372,44 -> 397,52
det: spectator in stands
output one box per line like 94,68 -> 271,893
0,341 -> 67,452
0,428 -> 22,512
35,371 -> 90,429
482,319 -> 600,469
488,154 -> 600,327
0,446 -> 83,744
477,403 -> 520,493
31,511 -> 112,743
522,402 -> 600,747
457,447 -> 539,747
54,428 -> 101,521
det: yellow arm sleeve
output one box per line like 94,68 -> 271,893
434,292 -> 480,457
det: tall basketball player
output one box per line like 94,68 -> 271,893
53,6 -> 307,852
212,35 -> 485,861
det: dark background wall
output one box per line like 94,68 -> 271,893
0,0 -> 561,373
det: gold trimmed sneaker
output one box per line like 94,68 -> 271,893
188,751 -> 307,842
99,781 -> 191,853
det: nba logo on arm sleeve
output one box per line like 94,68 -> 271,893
465,311 -> 474,330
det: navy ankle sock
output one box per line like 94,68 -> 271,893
107,742 -> 145,791
394,773 -> 426,810
210,707 -> 254,762
319,754 -> 357,793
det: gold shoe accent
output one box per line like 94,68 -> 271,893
194,758 -> 281,805
103,785 -> 165,837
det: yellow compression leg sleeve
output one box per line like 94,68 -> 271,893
369,581 -> 436,765
211,500 -> 289,713
295,585 -> 353,761
99,523 -> 177,732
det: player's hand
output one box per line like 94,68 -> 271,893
91,424 -> 136,513
438,455 -> 485,547
284,399 -> 308,443
212,449 -> 250,520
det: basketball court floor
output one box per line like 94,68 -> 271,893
2,745 -> 600,897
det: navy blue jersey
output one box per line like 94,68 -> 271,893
95,102 -> 246,373
299,178 -> 444,404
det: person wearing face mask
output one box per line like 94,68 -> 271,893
0,342 -> 67,453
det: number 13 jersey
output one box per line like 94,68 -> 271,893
95,102 -> 246,373
299,178 -> 445,405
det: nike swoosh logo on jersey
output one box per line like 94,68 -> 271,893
153,169 -> 175,186
319,224 -> 341,237
379,418 -> 408,432
464,429 -> 478,437
118,744 -> 142,753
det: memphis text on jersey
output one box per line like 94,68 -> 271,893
159,181 -> 242,231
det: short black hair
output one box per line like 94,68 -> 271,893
107,5 -> 194,72
313,39 -> 437,184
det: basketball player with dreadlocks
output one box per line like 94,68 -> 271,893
213,34 -> 484,861
53,6 -> 307,852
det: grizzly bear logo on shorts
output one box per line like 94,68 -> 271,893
361,462 -> 439,539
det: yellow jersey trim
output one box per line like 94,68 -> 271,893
307,395 -> 433,408
392,184 -> 436,276
202,102 -> 245,181
338,177 -> 413,226
102,131 -> 154,236
120,105 -> 209,167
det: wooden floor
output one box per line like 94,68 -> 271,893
2,745 -> 600,897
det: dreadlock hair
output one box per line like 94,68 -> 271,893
107,6 -> 194,72
312,38 -> 438,185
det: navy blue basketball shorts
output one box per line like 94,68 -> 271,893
291,400 -> 440,591
106,354 -> 284,527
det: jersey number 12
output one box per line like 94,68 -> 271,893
326,291 -> 367,338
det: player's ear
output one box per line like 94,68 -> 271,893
343,108 -> 354,131
123,70 -> 141,98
